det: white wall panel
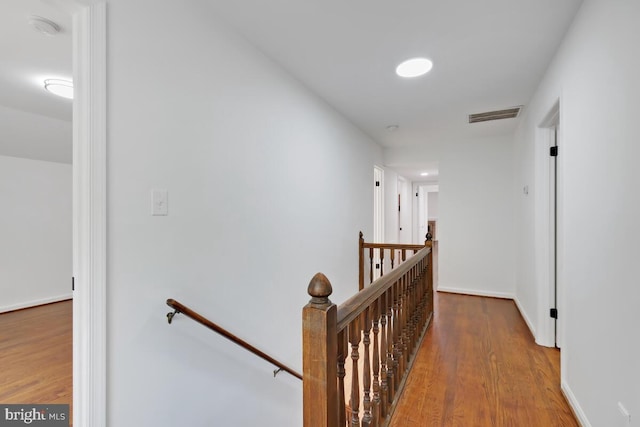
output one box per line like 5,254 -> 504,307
0,155 -> 71,311
105,1 -> 382,425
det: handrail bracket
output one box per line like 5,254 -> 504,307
167,309 -> 180,324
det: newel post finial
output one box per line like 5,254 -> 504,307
307,273 -> 333,306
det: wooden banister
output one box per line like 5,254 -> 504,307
361,242 -> 426,250
303,240 -> 434,427
359,231 -> 430,290
166,298 -> 302,380
339,246 -> 431,332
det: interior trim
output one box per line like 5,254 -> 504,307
72,3 -> 107,426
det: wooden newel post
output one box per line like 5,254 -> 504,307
303,273 -> 338,427
425,240 -> 434,311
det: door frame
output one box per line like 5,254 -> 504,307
412,183 -> 438,244
71,2 -> 107,425
373,166 -> 384,280
535,99 -> 563,348
397,176 -> 411,243
373,166 -> 384,243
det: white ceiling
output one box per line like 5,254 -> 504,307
208,0 -> 583,180
0,0 -> 584,172
0,0 -> 72,164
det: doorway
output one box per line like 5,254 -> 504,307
550,125 -> 559,347
537,100 -> 563,349
0,0 -> 75,417
373,166 -> 384,280
413,183 -> 439,244
397,177 -> 411,243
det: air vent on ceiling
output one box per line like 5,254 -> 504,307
469,106 -> 522,124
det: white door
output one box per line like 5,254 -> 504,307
373,166 -> 384,280
417,186 -> 427,243
397,177 -> 411,243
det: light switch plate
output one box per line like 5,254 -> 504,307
152,189 -> 168,216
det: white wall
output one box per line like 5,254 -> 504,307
514,1 -> 640,425
0,155 -> 71,312
0,105 -> 72,164
438,136 -> 515,297
106,1 -> 382,425
427,192 -> 439,220
385,134 -> 516,298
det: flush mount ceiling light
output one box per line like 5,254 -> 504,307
420,172 -> 429,176
44,79 -> 73,99
28,16 -> 61,36
396,57 -> 433,78
386,125 -> 399,132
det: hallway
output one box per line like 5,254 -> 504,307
389,292 -> 578,427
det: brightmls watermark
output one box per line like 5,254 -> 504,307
0,405 -> 68,426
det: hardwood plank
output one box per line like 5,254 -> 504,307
0,301 -> 72,421
389,293 -> 578,427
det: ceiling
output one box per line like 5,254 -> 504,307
0,0 -> 72,164
0,0 -> 584,172
208,0 -> 583,181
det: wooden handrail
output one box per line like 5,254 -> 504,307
166,298 -> 302,380
361,242 -> 425,251
339,245 -> 431,332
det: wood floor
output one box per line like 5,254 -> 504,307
389,292 -> 578,427
0,301 -> 72,412
0,294 -> 578,426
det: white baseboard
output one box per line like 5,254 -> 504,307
562,381 -> 591,427
513,295 -> 536,338
0,293 -> 73,313
437,286 -> 514,300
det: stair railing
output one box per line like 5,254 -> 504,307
166,298 -> 302,380
303,241 -> 433,427
359,231 -> 430,290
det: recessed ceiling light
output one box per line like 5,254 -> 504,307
396,58 -> 433,78
420,172 -> 429,176
386,125 -> 399,132
44,79 -> 73,99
